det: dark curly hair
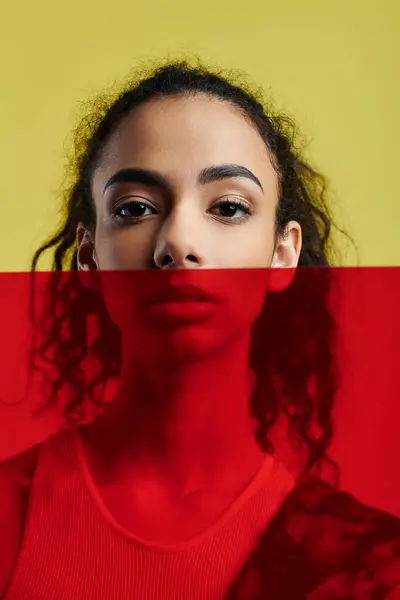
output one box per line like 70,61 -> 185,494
30,58 -> 346,483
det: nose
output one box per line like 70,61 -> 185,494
153,210 -> 205,270
155,250 -> 200,268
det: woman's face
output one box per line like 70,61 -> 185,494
85,94 -> 301,271
78,94 -> 302,358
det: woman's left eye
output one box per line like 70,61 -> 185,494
209,199 -> 252,221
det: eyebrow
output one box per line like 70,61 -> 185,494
103,163 -> 264,193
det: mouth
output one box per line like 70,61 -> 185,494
146,284 -> 219,323
150,284 -> 218,305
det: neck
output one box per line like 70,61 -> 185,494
87,332 -> 264,492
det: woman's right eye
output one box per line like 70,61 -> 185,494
112,199 -> 158,222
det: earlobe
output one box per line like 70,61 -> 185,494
268,265 -> 297,292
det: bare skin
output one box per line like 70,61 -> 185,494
77,94 -> 302,542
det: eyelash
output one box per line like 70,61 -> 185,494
111,198 -> 158,225
210,198 -> 253,222
111,197 -> 253,225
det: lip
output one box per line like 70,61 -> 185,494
149,284 -> 219,306
145,283 -> 219,323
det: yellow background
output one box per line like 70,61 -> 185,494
0,0 -> 398,271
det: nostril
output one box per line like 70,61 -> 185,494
161,255 -> 173,267
159,253 -> 200,268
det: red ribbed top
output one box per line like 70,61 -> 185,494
5,428 -> 294,599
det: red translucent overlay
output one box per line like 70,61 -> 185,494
0,266 -> 399,517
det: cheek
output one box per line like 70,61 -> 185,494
217,269 -> 269,330
95,228 -> 154,270
216,225 -> 274,268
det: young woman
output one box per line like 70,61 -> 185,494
1,60 -> 399,599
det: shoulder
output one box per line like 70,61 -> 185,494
0,444 -> 42,596
229,477 -> 400,599
284,478 -> 400,591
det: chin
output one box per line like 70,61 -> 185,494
145,322 -> 250,367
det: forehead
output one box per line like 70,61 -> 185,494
95,94 -> 277,189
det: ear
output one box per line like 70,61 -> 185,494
269,221 -> 302,292
77,224 -> 100,291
